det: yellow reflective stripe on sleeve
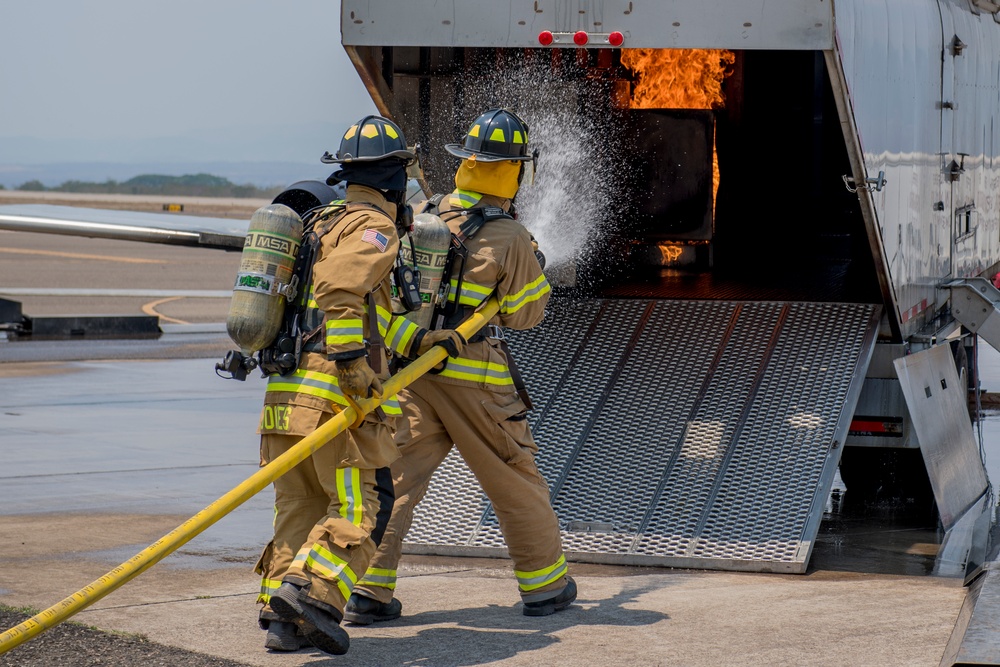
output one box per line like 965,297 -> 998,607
438,356 -> 513,386
259,577 -> 282,604
501,274 -> 551,314
380,398 -> 402,415
267,369 -> 348,407
386,315 -> 420,355
446,279 -> 491,307
449,189 -> 483,209
326,318 -> 364,346
337,467 -> 364,527
266,368 -> 401,414
514,554 -> 568,592
293,544 -> 358,602
358,567 -> 397,590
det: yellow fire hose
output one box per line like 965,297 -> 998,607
0,296 -> 500,655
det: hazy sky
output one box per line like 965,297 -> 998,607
0,0 -> 377,169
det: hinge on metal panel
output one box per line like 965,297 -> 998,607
842,171 -> 887,193
948,154 -> 968,182
951,34 -> 968,56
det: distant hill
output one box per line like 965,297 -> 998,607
13,172 -> 286,199
0,161 -> 331,191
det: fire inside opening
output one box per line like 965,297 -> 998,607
617,48 -> 736,271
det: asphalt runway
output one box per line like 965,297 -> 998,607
0,227 -> 242,326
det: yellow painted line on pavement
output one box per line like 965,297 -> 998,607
0,247 -> 165,264
142,297 -> 189,325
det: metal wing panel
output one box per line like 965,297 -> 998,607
683,303 -> 879,565
629,302 -> 784,558
0,204 -> 248,250
537,301 -> 739,555
402,298 -> 879,574
894,343 -> 989,528
471,299 -> 648,550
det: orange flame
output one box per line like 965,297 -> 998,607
659,245 -> 684,263
620,49 -> 735,110
620,48 -> 735,214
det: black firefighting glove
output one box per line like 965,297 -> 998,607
415,329 -> 467,358
335,356 -> 382,398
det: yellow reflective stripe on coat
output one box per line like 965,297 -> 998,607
258,577 -> 282,604
357,567 -> 397,590
439,356 -> 513,386
267,369 -> 348,406
448,189 -> 482,209
293,543 -> 358,602
326,317 -> 364,346
514,554 -> 568,592
501,274 -> 550,315
367,303 -> 392,339
446,279 -> 492,307
386,315 -> 420,356
265,369 -> 402,415
337,467 -> 364,527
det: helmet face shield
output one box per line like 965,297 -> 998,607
521,149 -> 540,187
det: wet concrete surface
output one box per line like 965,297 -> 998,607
0,357 -> 271,567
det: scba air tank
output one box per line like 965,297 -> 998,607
226,204 -> 303,353
400,212 -> 453,328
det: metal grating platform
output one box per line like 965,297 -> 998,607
404,298 -> 880,573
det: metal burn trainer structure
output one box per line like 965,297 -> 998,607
340,0 -> 1000,588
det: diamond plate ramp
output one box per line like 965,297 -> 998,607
404,298 -> 880,573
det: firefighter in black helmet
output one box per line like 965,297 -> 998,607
254,115 -> 417,656
345,108 -> 576,624
447,108 -> 536,161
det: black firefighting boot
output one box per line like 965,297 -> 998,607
522,576 -> 578,617
263,620 -> 308,652
344,592 -> 402,625
269,582 -> 350,656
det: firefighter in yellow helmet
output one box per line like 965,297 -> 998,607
345,108 -> 577,624
254,115 -> 425,656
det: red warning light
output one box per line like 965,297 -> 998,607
608,31 -> 624,46
573,31 -> 589,46
538,30 -> 554,46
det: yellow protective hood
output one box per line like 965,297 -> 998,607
454,157 -> 521,199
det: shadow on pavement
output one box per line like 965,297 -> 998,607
291,580 -> 670,666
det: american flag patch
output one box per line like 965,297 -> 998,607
361,228 -> 389,252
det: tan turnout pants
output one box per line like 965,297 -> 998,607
353,376 -> 568,605
255,428 -> 381,621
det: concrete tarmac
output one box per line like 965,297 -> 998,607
0,207 -> 982,666
0,345 -> 973,667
